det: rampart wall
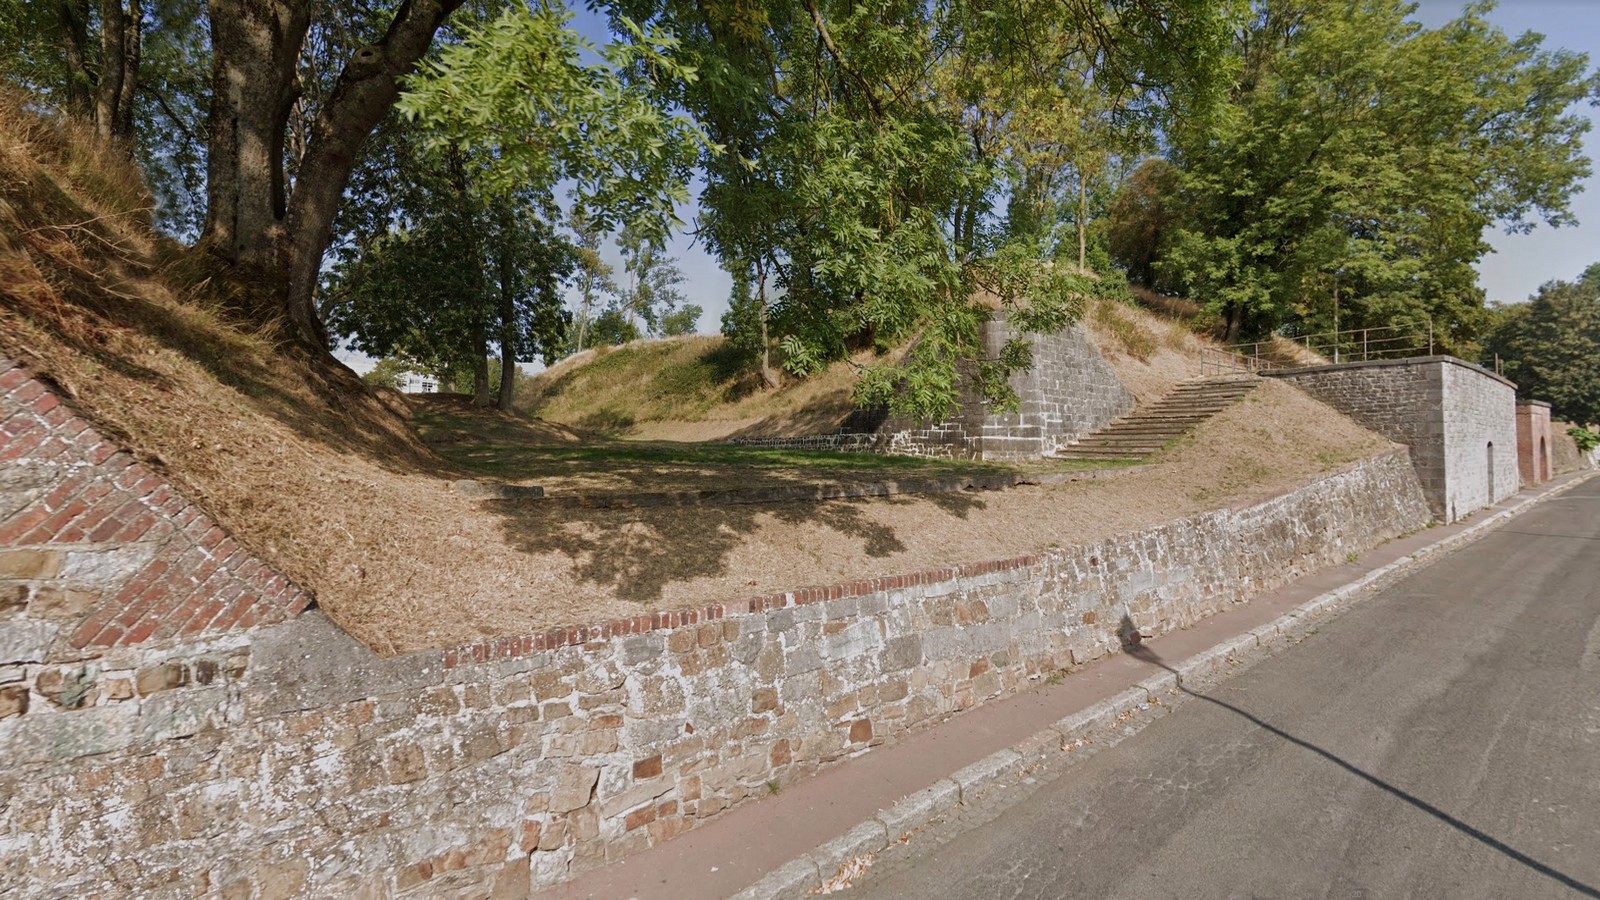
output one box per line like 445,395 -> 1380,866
1,358 -> 1431,898
733,314 -> 1134,461
1266,357 -> 1518,522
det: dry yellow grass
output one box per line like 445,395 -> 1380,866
492,379 -> 1393,612
0,93 -> 1394,655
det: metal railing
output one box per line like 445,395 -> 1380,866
1199,346 -> 1282,377
1203,319 -> 1435,376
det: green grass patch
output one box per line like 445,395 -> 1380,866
414,404 -> 1129,490
522,338 -> 758,434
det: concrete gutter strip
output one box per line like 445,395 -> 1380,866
730,469 -> 1599,900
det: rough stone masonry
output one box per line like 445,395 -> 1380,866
1,357 -> 1432,898
1266,356 -> 1518,523
733,314 -> 1135,461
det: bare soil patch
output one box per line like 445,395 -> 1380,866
474,379 -> 1391,632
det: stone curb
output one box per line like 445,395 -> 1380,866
729,469 -> 1599,899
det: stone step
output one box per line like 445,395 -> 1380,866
1053,449 -> 1151,459
1168,383 -> 1255,392
1065,442 -> 1173,452
1090,436 -> 1191,445
1048,375 -> 1263,462
1102,418 -> 1208,428
1147,401 -> 1244,411
1066,434 -> 1180,445
1105,413 -> 1217,424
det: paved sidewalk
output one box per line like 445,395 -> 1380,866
545,469 -> 1597,900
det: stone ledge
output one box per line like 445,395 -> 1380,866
1264,354 -> 1517,390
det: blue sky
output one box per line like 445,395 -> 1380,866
1414,0 -> 1600,303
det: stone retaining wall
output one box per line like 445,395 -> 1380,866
1265,356 -> 1518,522
731,315 -> 1134,461
1550,423 -> 1596,476
1,430 -> 1430,897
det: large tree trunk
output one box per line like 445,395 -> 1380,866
93,0 -> 141,140
112,0 -> 141,138
757,256 -> 778,389
57,0 -> 92,120
200,0 -> 308,300
1223,303 -> 1243,343
496,244 -> 518,412
471,323 -> 491,407
577,282 -> 593,352
201,0 -> 463,350
1077,175 -> 1088,271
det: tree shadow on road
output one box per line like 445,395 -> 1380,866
1120,618 -> 1600,899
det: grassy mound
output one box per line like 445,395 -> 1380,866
0,93 -> 1393,653
523,336 -> 894,441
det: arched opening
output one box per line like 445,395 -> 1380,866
1487,441 -> 1495,503
1540,436 -> 1549,481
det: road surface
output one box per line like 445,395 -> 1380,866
845,483 -> 1600,899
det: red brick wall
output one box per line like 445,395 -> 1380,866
1515,402 -> 1553,485
0,357 -> 309,663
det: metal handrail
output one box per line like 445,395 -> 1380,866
1205,318 -> 1436,376
1198,346 -> 1283,377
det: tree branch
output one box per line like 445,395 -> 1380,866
803,0 -> 883,120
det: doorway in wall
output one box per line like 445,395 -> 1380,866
1540,436 -> 1549,481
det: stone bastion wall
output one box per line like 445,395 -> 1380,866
1265,356 -> 1519,523
1,358 -> 1431,898
732,314 -> 1135,461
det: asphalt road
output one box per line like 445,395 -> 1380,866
845,483 -> 1600,900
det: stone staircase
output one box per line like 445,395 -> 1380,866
1050,375 -> 1262,460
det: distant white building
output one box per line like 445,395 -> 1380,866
397,372 -> 439,394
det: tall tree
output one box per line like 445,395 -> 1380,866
1107,157 -> 1182,292
616,225 -> 694,336
1484,263 -> 1600,426
324,122 -> 575,409
199,0 -> 465,349
1157,0 -> 1599,345
92,0 -> 143,139
2,0 -> 209,231
568,210 -> 616,352
396,2 -> 703,247
487,208 -> 576,410
616,0 -> 1236,419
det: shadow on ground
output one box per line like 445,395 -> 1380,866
1122,625 -> 1600,899
491,490 -> 988,604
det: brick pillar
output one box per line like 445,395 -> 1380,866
1515,402 -> 1552,486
